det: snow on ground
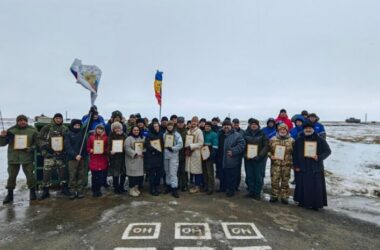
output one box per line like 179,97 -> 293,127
0,119 -> 379,225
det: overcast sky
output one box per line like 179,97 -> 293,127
1,0 -> 379,122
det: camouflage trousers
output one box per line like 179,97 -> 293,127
6,163 -> 36,189
68,159 -> 87,192
270,163 -> 291,199
43,157 -> 67,187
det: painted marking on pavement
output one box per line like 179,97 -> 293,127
121,223 -> 161,240
175,223 -> 212,240
221,222 -> 264,240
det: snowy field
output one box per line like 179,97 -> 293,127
0,119 -> 379,226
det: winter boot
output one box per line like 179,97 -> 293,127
3,189 -> 14,204
269,196 -> 278,203
61,183 -> 71,196
119,175 -> 127,193
39,187 -> 50,200
77,191 -> 84,199
134,186 -> 141,196
29,188 -> 37,201
172,188 -> 179,198
113,177 -> 121,194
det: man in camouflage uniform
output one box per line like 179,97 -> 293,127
37,113 -> 69,199
268,123 -> 295,204
0,115 -> 38,204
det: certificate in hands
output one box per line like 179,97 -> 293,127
93,140 -> 104,154
51,136 -> 63,152
134,142 -> 144,155
304,141 -> 317,158
150,139 -> 162,152
164,134 -> 174,148
185,135 -> 194,147
201,146 -> 211,160
247,144 -> 258,159
112,140 -> 124,153
274,145 -> 286,160
14,135 -> 28,150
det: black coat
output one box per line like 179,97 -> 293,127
144,130 -> 164,170
293,133 -> 332,208
64,127 -> 87,161
244,128 -> 269,162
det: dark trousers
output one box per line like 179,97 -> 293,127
68,159 -> 87,192
202,160 -> 215,191
148,167 -> 164,190
177,160 -> 188,188
245,158 -> 266,196
91,170 -> 107,194
224,167 -> 240,194
129,176 -> 144,188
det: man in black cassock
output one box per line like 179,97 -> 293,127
293,122 -> 331,210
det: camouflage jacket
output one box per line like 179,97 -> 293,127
268,135 -> 294,166
38,122 -> 68,158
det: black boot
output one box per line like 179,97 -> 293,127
113,177 -> 121,194
40,187 -> 50,200
61,183 -> 71,196
3,189 -> 14,204
164,185 -> 171,194
119,175 -> 127,193
172,188 -> 179,198
29,188 -> 37,201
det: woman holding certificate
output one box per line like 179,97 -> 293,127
268,123 -> 294,204
243,118 -> 269,200
293,122 -> 331,211
163,121 -> 183,198
87,124 -> 108,197
108,122 -> 127,194
124,126 -> 145,197
144,122 -> 164,196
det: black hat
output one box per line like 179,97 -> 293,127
135,113 -> 141,119
248,118 -> 260,126
70,119 -> 82,127
137,118 -> 145,124
280,109 -> 287,113
170,115 -> 178,120
303,121 -> 314,129
222,119 -> 232,126
112,110 -> 123,118
232,118 -> 240,124
161,116 -> 168,122
301,110 -> 309,116
16,114 -> 28,122
177,117 -> 185,123
205,121 -> 212,127
200,118 -> 207,123
152,118 -> 159,123
211,117 -> 218,122
266,118 -> 275,125
53,113 -> 63,119
129,114 -> 136,119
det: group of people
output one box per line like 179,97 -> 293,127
0,107 -> 331,210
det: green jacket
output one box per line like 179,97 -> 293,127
0,125 -> 38,164
38,122 -> 68,157
203,130 -> 218,149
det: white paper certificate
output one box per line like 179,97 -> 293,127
134,142 -> 144,155
112,140 -> 124,153
14,135 -> 28,150
150,139 -> 162,152
274,145 -> 286,160
201,146 -> 211,160
164,134 -> 174,148
304,141 -> 317,158
93,140 -> 104,154
51,136 -> 63,152
185,135 -> 194,147
247,144 -> 258,159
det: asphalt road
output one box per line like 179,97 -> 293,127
0,187 -> 379,250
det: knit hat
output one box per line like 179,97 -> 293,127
301,110 -> 309,116
280,109 -> 287,113
200,118 -> 207,123
177,117 -> 185,123
232,118 -> 240,124
161,116 -> 168,122
277,123 -> 289,132
303,121 -> 314,129
137,118 -> 145,124
170,115 -> 178,120
111,121 -> 123,131
266,118 -> 275,126
191,116 -> 199,123
70,119 -> 82,127
222,119 -> 232,126
53,113 -> 63,119
112,110 -> 123,119
95,123 -> 105,130
248,118 -> 260,126
16,114 -> 28,122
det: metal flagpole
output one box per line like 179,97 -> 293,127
0,109 -> 5,131
159,81 -> 162,120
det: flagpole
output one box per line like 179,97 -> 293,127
0,109 -> 5,131
159,81 -> 162,120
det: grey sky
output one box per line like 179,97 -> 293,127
1,0 -> 379,121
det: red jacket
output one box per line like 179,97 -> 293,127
275,115 -> 294,130
87,133 -> 109,171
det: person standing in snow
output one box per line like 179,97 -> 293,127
275,109 -> 294,131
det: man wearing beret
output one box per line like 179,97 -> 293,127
37,113 -> 69,199
0,115 -> 38,204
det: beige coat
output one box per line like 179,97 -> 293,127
124,136 -> 145,177
185,127 -> 204,174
